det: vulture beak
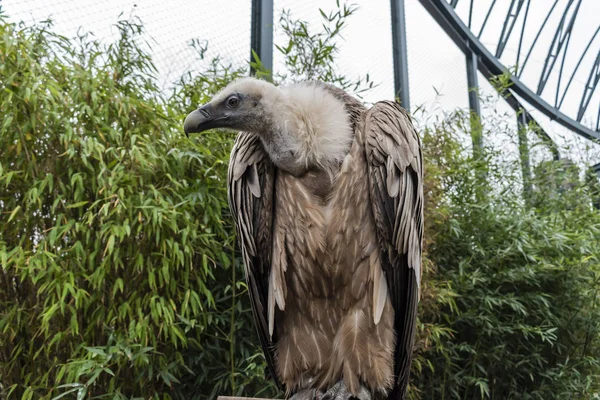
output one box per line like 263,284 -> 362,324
183,103 -> 218,136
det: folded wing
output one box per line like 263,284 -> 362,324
227,131 -> 281,388
364,101 -> 424,399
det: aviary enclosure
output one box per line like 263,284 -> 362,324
0,0 -> 599,399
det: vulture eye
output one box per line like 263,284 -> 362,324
226,95 -> 240,109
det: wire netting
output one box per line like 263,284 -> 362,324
1,0 -> 251,90
1,0 -> 598,168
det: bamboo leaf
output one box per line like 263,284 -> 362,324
7,205 -> 21,223
67,201 -> 89,209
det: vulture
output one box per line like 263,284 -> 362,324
183,78 -> 423,400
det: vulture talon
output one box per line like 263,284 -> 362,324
289,388 -> 323,400
322,381 -> 372,400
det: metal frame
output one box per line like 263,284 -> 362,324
536,0 -> 581,96
477,0 -> 497,38
593,163 -> 600,210
558,27 -> 599,109
578,52 -> 600,122
250,0 -> 274,78
495,0 -> 526,58
465,46 -> 483,155
391,0 -> 411,110
514,0 -> 530,74
597,102 -> 600,133
466,47 -> 481,118
517,0 -> 560,78
249,0 -> 599,153
418,0 -> 600,142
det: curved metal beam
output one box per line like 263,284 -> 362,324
496,0 -> 525,58
537,0 -> 581,96
418,0 -> 600,142
477,0 -> 497,38
517,0 -> 560,78
514,0 -> 531,75
467,0 -> 474,29
559,27 -> 600,108
578,52 -> 600,121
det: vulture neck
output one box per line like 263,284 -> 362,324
260,83 -> 354,178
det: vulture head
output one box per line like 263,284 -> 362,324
184,78 -> 280,136
184,77 -> 354,177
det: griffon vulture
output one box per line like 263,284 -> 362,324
184,78 -> 423,400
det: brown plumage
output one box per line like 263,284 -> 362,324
184,78 -> 423,400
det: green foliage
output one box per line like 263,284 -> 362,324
411,109 -> 600,399
0,15 -> 271,399
270,1 -> 375,95
2,4 -> 600,400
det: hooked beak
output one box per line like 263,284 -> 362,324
183,104 -> 218,136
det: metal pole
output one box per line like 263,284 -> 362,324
466,46 -> 483,156
517,110 -> 532,201
592,163 -> 600,209
250,0 -> 274,79
391,0 -> 411,110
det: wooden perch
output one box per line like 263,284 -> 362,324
218,396 -> 279,400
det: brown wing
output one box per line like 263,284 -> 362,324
227,131 -> 281,389
364,101 -> 423,399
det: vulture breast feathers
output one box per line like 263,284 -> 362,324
212,80 -> 422,400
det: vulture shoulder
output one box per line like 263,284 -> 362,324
363,101 -> 423,397
227,131 -> 280,388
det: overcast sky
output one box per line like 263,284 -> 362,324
2,0 -> 599,167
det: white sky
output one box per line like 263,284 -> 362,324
2,0 -> 599,168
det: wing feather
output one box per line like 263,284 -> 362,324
227,131 -> 281,388
364,101 -> 423,399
